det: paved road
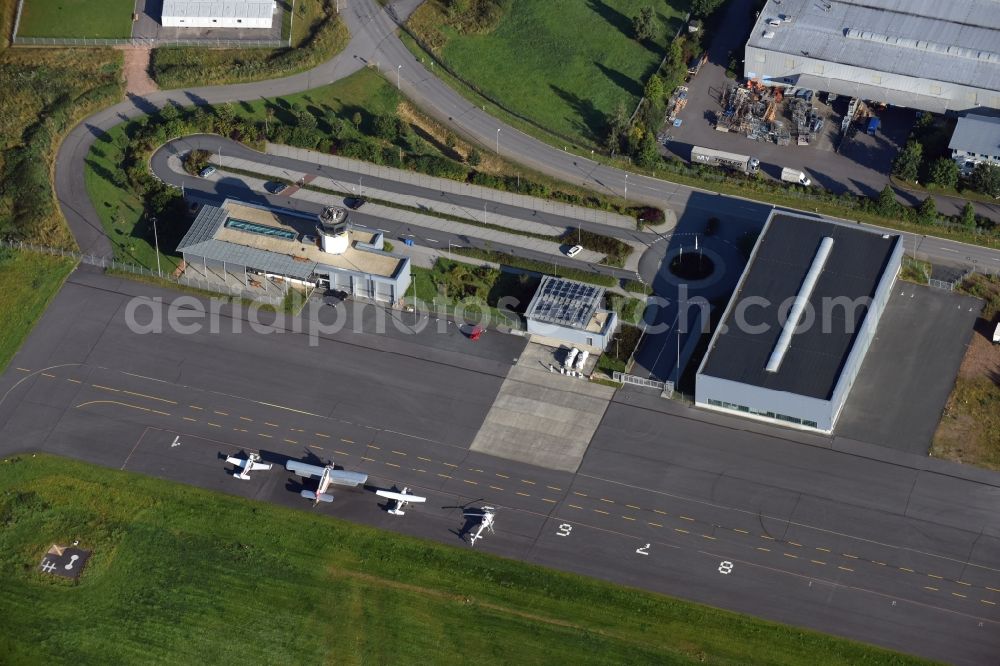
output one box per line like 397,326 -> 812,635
2,267 -> 1000,664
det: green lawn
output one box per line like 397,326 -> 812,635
17,0 -> 134,38
407,0 -> 688,147
0,249 -> 75,373
0,454 -> 927,665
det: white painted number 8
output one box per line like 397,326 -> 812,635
718,560 -> 734,575
556,523 -> 572,537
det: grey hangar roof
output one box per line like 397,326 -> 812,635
698,214 -> 900,400
746,0 -> 1000,93
162,1 -> 275,19
948,114 -> 1000,154
525,276 -> 604,330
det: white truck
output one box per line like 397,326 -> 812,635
690,146 -> 760,174
993,322 -> 1000,344
780,167 -> 812,186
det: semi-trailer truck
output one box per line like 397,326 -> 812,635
690,146 -> 760,174
780,167 -> 812,186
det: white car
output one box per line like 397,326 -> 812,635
566,244 -> 583,258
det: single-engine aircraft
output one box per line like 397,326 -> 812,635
285,459 -> 368,505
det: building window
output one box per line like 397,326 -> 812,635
708,399 -> 722,407
237,19 -> 242,22
803,420 -> 818,428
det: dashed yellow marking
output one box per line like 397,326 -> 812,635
334,450 -> 349,456
418,456 -> 432,462
594,509 -> 609,515
495,473 -> 509,479
955,581 -> 972,587
568,504 -> 583,509
783,553 -> 798,559
183,417 -> 197,422
701,534 -> 716,540
41,372 -> 55,378
872,561 -> 887,566
733,528 -> 749,534
437,473 -> 451,479
600,498 -> 615,504
463,479 -> 477,485
213,410 -> 228,416
842,553 -> 859,559
368,445 -> 381,450
988,586 -> 1000,593
952,592 -> 967,599
264,422 -> 278,427
258,433 -> 272,439
928,574 -> 943,579
815,547 -> 831,553
208,423 -> 221,428
468,468 -> 484,473
542,498 -> 556,504
190,405 -> 203,410
414,469 -> 426,474
653,509 -> 668,515
66,378 -> 82,384
625,504 -> 640,510
648,522 -> 662,528
441,461 -> 457,467
15,367 -> 31,372
679,515 -> 694,521
899,567 -> 914,573
546,485 -> 561,491
925,586 -> 939,592
788,541 -> 802,547
674,528 -> 689,534
361,457 -> 376,462
516,492 -> 531,497
981,600 -> 996,606
151,409 -> 171,417
315,432 -> 329,438
92,384 -> 119,392
760,535 -> 775,540
341,439 -> 354,444
838,566 -> 854,572
489,485 -> 504,491
391,450 -> 406,456
521,479 -> 535,485
623,516 -> 636,521
235,428 -> 248,433
573,491 -> 587,497
810,559 -> 826,565
284,439 -> 297,444
240,416 -> 252,421
757,547 -> 771,553
384,462 -> 400,468
309,445 -> 323,450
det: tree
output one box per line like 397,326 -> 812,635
875,185 -> 900,217
643,73 -> 665,106
960,201 -> 977,229
296,109 -> 318,131
373,114 -> 399,141
916,196 -> 938,225
690,0 -> 724,17
634,131 -> 660,169
467,148 -> 482,166
927,157 -> 958,190
605,101 -> 630,153
969,162 -> 1000,198
891,139 -> 923,182
351,111 -> 363,129
632,7 -> 656,41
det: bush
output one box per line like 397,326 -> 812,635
927,157 -> 959,189
969,162 -> 1000,198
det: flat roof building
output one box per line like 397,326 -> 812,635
178,200 -> 411,303
949,113 -> 1000,171
695,212 -> 903,432
524,276 -> 617,352
162,1 -> 275,29
744,0 -> 1000,113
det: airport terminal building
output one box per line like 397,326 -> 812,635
695,212 -> 903,433
524,276 -> 617,352
178,199 -> 411,303
744,0 -> 1000,113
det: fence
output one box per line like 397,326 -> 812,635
627,13 -> 691,127
1,239 -> 284,306
12,36 -> 289,48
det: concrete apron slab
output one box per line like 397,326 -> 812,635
470,348 -> 615,473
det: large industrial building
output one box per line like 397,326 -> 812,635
695,212 -> 903,433
524,276 -> 617,352
744,0 -> 1000,113
949,113 -> 1000,172
177,200 -> 412,303
162,1 -> 275,28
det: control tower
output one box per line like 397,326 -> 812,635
317,206 -> 350,254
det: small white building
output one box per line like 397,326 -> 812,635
949,114 -> 1000,175
162,0 -> 275,29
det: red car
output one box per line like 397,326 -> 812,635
469,325 -> 483,341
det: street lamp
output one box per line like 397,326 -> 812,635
150,215 -> 161,277
624,173 -> 628,203
496,128 -> 501,155
397,65 -> 402,89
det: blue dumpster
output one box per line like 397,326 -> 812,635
404,238 -> 415,246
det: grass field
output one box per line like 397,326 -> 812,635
16,0 -> 134,38
0,249 -> 75,373
0,454 -> 926,665
407,0 -> 688,147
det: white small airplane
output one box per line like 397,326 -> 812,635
466,506 -> 496,547
285,459 -> 368,505
376,487 -> 427,516
226,452 -> 272,480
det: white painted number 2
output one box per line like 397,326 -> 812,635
556,523 -> 572,537
718,560 -> 734,575
636,543 -> 651,556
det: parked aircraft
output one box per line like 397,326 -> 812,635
466,506 -> 496,547
226,452 -> 272,480
285,459 -> 368,505
376,487 -> 427,516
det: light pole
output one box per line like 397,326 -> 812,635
624,173 -> 628,203
151,215 -> 161,277
496,128 -> 501,155
397,65 -> 402,89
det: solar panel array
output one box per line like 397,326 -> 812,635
525,276 -> 604,330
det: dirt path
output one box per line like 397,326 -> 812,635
118,47 -> 158,97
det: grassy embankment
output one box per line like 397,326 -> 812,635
150,0 -> 349,88
15,0 -> 134,38
406,0 -> 686,149
0,453 -> 929,665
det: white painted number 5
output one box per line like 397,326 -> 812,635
556,523 -> 572,537
718,560 -> 734,574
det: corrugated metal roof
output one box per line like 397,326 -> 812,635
177,203 -> 227,251
182,238 -> 317,280
698,213 -> 900,400
747,0 -> 1000,93
948,114 -> 1000,154
524,276 -> 604,330
162,0 -> 275,20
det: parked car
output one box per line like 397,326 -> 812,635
345,196 -> 366,209
266,181 -> 288,195
566,244 -> 583,258
198,166 -> 216,178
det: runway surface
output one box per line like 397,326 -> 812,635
2,267 -> 999,664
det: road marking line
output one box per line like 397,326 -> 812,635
625,504 -> 640,510
414,469 -> 426,473
815,547 -> 831,552
760,535 -> 774,540
463,479 -> 477,485
573,491 -> 587,497
384,462 -> 400,468
41,372 -> 55,378
623,516 -> 636,521
600,498 -> 615,504
240,416 -> 252,421
788,541 -> 802,547
842,553 -> 859,559
783,553 -> 798,559
437,473 -> 451,479
810,560 -> 826,565
516,492 -> 531,497
15,367 -> 30,372
955,580 -> 972,587
213,410 -> 228,416
361,457 -> 376,462
235,428 -> 248,433
189,405 -> 203,410
284,439 -> 297,444
701,534 -> 716,540
952,593 -> 967,599
988,586 -> 1000,593
257,433 -> 272,438
521,479 -> 535,485
208,423 -> 221,428
368,445 -> 381,450
92,384 -> 119,392
733,528 -> 749,534
568,504 -> 582,509
309,445 -> 322,450
542,498 -> 556,504
341,439 -> 354,444
418,456 -> 432,462
838,566 -> 854,572
653,509 -> 668,515
927,574 -> 943,579
899,567 -> 914,573
679,515 -> 694,521
152,409 -> 171,416
315,432 -> 329,437
264,422 -> 278,427
391,450 -> 406,456
495,473 -> 509,478
594,509 -> 609,515
925,586 -> 939,592
648,522 -> 662,528
982,600 -> 996,606
872,561 -> 887,566
674,528 -> 689,534
66,378 -> 82,384
183,417 -> 197,422
334,450 -> 349,456
757,547 -> 771,553
547,485 -> 561,491
489,485 -> 504,491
